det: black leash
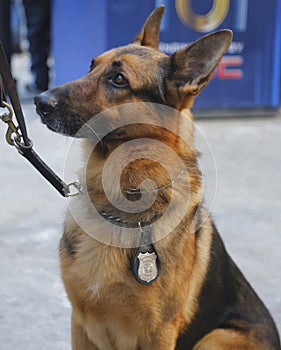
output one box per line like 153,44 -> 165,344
0,42 -> 81,197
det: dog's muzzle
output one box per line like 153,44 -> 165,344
34,91 -> 72,135
34,91 -> 93,138
34,91 -> 59,123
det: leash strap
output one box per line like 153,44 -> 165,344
0,42 -> 29,145
0,42 -> 81,197
0,74 -> 6,106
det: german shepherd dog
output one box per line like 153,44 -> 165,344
35,6 -> 280,350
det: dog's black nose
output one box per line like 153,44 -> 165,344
34,91 -> 59,118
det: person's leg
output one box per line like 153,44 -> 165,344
0,0 -> 11,65
23,0 -> 50,91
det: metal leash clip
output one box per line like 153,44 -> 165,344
0,101 -> 22,146
64,181 -> 83,197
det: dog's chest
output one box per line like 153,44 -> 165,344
80,274 -> 151,349
85,318 -> 139,350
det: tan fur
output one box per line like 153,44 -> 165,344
193,328 -> 274,350
35,5 -> 280,350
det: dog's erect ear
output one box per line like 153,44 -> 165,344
166,30 -> 232,107
133,6 -> 165,50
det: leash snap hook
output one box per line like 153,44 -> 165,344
0,101 -> 22,146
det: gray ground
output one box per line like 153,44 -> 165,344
0,53 -> 280,349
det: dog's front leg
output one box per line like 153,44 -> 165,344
140,321 -> 181,350
71,313 -> 98,350
141,336 -> 177,350
71,313 -> 116,350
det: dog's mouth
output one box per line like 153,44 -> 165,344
35,94 -> 61,131
34,92 -> 78,136
36,109 -> 56,131
35,96 -> 86,137
36,107 -> 68,135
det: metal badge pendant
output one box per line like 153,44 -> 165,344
137,251 -> 159,283
132,223 -> 160,285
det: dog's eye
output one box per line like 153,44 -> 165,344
111,73 -> 128,87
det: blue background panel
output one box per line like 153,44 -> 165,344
52,0 -> 281,109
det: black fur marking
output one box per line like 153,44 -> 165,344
60,232 -> 78,257
118,46 -> 156,58
130,61 -> 169,104
89,58 -> 96,72
112,60 -> 123,68
131,85 -> 164,104
176,224 -> 236,349
176,222 -> 281,349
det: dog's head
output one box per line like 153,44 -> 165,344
35,6 -> 232,138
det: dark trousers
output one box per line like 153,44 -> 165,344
23,0 -> 50,90
0,0 -> 11,65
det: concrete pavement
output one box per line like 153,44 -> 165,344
0,52 -> 280,349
